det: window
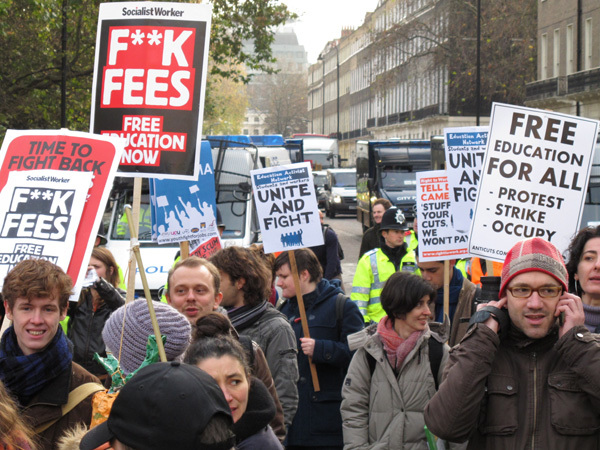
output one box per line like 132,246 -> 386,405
541,33 -> 548,79
585,18 -> 592,70
553,29 -> 560,77
567,24 -> 574,74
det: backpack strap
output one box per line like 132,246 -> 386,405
335,293 -> 346,339
366,352 -> 377,377
35,382 -> 105,433
428,338 -> 443,390
238,335 -> 256,369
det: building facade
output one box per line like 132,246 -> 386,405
243,29 -> 309,137
309,0 -> 536,164
526,0 -> 600,120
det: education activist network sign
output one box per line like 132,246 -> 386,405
444,126 -> 488,234
469,103 -> 599,261
251,162 -> 323,254
90,2 -> 212,179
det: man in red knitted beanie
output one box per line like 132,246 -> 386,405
425,237 -> 600,449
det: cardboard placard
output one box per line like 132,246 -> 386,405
90,2 -> 212,179
251,162 -> 322,254
469,103 -> 599,260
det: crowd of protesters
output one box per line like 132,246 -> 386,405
0,200 -> 598,450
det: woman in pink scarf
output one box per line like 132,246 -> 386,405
341,272 -> 451,449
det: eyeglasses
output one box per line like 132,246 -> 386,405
506,286 -> 562,299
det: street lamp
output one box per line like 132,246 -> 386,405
476,0 -> 481,126
335,43 -> 340,140
317,52 -> 325,134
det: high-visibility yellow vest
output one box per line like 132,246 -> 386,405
351,247 -> 419,324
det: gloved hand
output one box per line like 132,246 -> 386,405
93,277 -> 125,310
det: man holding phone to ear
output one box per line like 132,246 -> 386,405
425,237 -> 600,449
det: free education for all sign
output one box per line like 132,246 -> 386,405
90,2 -> 212,179
251,163 -> 322,254
469,103 -> 599,261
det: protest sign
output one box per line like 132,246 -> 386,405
444,126 -> 488,233
416,171 -> 469,261
0,170 -> 92,287
469,103 -> 599,260
0,129 -> 123,292
90,2 -> 212,179
251,162 -> 322,254
150,141 -> 219,245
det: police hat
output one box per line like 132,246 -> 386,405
379,207 -> 408,231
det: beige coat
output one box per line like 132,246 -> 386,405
341,320 -> 450,450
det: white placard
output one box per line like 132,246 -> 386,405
469,103 -> 599,261
416,170 -> 469,261
251,162 -> 323,254
444,126 -> 488,233
0,170 -> 92,287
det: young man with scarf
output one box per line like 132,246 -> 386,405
210,246 -> 299,429
0,259 -> 100,450
416,250 -> 478,347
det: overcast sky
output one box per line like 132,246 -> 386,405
281,0 -> 380,63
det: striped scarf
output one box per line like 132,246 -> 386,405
0,327 -> 72,406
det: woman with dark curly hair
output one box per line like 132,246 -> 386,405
566,225 -> 600,332
185,325 -> 282,450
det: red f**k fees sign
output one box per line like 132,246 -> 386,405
90,2 -> 212,180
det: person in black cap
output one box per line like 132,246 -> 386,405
79,361 -> 235,450
351,207 -> 419,324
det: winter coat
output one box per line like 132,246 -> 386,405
309,225 -> 342,280
236,305 -> 299,427
22,362 -> 100,450
279,278 -> 364,447
67,280 -> 125,376
234,377 -> 283,450
424,324 -> 600,449
341,320 -> 450,450
359,224 -> 382,259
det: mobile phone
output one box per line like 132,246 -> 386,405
558,311 -> 565,327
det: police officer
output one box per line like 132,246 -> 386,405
351,207 -> 419,324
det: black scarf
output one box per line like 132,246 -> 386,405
0,327 -> 72,405
381,243 -> 407,271
232,377 -> 276,443
228,301 -> 269,332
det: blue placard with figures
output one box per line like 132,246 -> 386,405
151,140 -> 219,245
